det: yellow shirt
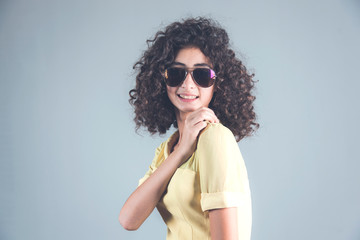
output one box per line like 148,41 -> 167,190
139,123 -> 252,240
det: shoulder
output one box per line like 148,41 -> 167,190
198,123 -> 235,143
154,141 -> 166,156
196,123 -> 240,160
195,123 -> 245,177
151,130 -> 178,167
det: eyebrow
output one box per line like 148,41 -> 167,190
172,62 -> 212,68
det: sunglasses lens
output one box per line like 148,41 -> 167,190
193,68 -> 216,88
165,68 -> 185,87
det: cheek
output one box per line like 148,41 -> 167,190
204,88 -> 215,103
166,86 -> 177,100
166,86 -> 172,96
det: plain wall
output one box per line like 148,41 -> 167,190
1,0 -> 360,239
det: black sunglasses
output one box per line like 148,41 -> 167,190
164,67 -> 216,88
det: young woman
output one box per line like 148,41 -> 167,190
119,17 -> 258,240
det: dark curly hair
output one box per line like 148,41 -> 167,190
129,17 -> 259,141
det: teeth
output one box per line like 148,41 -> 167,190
179,95 -> 197,99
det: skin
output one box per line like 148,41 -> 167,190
119,47 -> 238,239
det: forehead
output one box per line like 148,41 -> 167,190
174,47 -> 211,67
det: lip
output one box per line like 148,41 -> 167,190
177,93 -> 199,102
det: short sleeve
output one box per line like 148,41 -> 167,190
138,142 -> 166,186
197,123 -> 251,212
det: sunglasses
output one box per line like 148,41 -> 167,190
164,67 -> 216,88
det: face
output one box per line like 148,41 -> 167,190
166,47 -> 215,118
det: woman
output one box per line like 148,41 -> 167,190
119,17 -> 258,240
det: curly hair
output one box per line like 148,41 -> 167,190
129,17 -> 259,141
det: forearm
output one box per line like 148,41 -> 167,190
119,149 -> 185,230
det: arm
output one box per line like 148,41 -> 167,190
209,207 -> 239,240
119,107 -> 219,230
119,148 -> 188,230
197,124 -> 251,239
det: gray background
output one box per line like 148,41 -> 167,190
1,0 -> 359,239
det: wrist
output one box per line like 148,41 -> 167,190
171,145 -> 193,164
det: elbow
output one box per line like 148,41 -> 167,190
119,214 -> 140,231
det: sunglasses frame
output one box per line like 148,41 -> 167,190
164,67 -> 216,88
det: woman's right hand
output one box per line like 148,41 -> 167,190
119,107 -> 218,231
174,107 -> 219,164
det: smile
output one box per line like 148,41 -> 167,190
178,94 -> 198,99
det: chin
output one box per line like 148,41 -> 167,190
180,105 -> 203,113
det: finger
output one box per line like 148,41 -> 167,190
197,107 -> 219,122
193,120 -> 208,132
190,110 -> 218,124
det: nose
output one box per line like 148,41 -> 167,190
180,72 -> 196,89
